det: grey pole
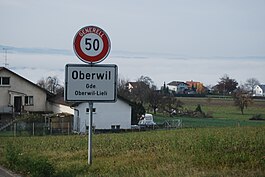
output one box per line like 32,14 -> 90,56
88,102 -> 93,165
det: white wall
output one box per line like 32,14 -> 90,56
48,102 -> 74,115
0,69 -> 48,112
74,99 -> 131,132
253,85 -> 264,96
167,83 -> 188,93
167,85 -> 177,92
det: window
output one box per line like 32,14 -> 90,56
86,108 -> 96,113
25,96 -> 34,105
111,125 -> 120,130
0,77 -> 10,86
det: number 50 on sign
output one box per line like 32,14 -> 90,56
73,26 -> 111,64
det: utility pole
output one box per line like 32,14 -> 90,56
3,48 -> 9,68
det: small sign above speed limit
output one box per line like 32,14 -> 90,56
73,26 -> 111,64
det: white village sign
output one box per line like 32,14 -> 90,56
65,64 -> 117,102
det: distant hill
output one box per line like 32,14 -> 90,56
1,44 -> 265,61
0,44 -> 73,56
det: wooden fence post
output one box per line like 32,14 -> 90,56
14,123 -> 16,137
33,122 -> 35,136
50,122 -> 52,135
68,122 -> 70,135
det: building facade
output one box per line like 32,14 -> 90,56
0,67 -> 73,128
253,85 -> 265,97
167,81 -> 188,94
73,97 -> 132,132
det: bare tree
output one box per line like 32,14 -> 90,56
148,90 -> 163,114
216,74 -> 238,95
37,76 -> 63,94
37,78 -> 46,88
137,75 -> 156,89
117,77 -> 130,99
159,96 -> 184,116
233,87 -> 253,115
131,81 -> 151,104
127,76 -> 156,104
244,78 -> 260,94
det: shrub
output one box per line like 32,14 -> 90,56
250,114 -> 265,121
195,104 -> 202,113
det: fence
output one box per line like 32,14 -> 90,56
0,121 -> 73,137
3,117 -> 261,137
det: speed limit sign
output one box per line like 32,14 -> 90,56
73,26 -> 111,64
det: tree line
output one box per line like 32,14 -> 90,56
118,74 -> 260,116
37,74 -> 261,119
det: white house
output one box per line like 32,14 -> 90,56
0,67 -> 54,119
73,96 -> 132,132
167,81 -> 188,93
47,92 -> 74,115
0,67 -> 73,128
0,67 -> 52,112
253,85 -> 265,97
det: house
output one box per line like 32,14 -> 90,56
47,91 -> 74,115
186,80 -> 205,94
253,85 -> 265,97
0,67 -> 53,124
167,81 -> 188,94
72,96 -> 133,132
0,67 -> 73,128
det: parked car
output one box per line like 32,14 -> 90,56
138,114 -> 156,127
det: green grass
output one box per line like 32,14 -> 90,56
154,115 -> 265,128
176,97 -> 265,120
1,126 -> 265,177
1,97 -> 265,176
153,97 -> 265,128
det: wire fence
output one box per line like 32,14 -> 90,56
1,117 -> 263,137
0,121 -> 73,137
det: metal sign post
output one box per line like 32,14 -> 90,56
88,102 -> 93,164
66,25 -> 115,165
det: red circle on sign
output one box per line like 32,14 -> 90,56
73,26 -> 111,64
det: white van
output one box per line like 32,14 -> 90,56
138,114 -> 156,127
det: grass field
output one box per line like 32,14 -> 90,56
0,127 -> 265,177
153,97 -> 265,128
0,97 -> 265,176
177,97 -> 265,120
154,116 -> 265,128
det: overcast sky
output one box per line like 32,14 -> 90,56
0,0 -> 265,86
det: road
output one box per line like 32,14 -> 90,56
0,166 -> 21,177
